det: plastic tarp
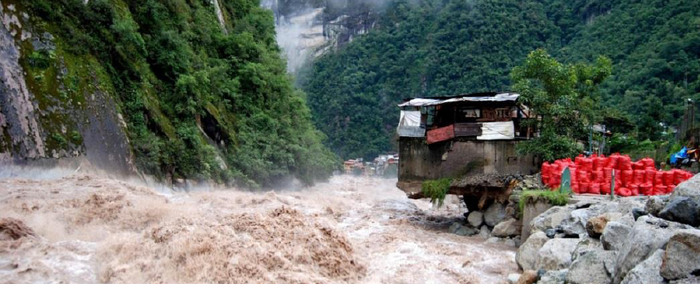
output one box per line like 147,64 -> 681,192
397,110 -> 425,137
670,147 -> 688,165
477,121 -> 514,140
398,93 -> 519,107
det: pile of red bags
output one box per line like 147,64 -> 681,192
541,154 -> 694,196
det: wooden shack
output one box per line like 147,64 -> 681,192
396,92 -> 539,207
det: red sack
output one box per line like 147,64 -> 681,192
632,161 -> 645,170
607,156 -> 619,169
663,171 -> 674,185
654,184 -> 666,195
667,185 -> 676,194
645,169 -> 656,185
641,158 -> 655,169
589,183 -> 601,194
617,187 -> 631,196
593,157 -> 606,170
640,183 -> 653,196
629,184 -> 640,196
592,170 -> 605,183
603,168 -> 614,182
618,156 -> 633,170
579,183 -> 590,194
577,170 -> 591,183
572,183 -> 580,194
601,183 -> 611,195
622,170 -> 634,186
633,170 -> 645,185
654,171 -> 664,185
674,170 -> 687,185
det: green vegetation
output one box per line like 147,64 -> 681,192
421,178 -> 453,207
22,0 -> 337,187
302,0 -> 700,160
518,190 -> 570,216
512,49 -> 612,161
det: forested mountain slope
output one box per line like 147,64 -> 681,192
0,0 -> 336,187
302,0 -> 700,160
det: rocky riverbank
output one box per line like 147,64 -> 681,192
512,174 -> 700,284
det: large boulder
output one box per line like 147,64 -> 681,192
484,202 -> 506,227
535,238 -> 579,270
586,215 -> 610,239
572,237 -> 604,262
492,218 -> 521,237
516,231 -> 549,270
467,211 -> 484,228
620,249 -> 665,284
566,250 -> 616,284
601,221 -> 632,251
660,230 -> 700,280
658,197 -> 700,227
613,216 -> 686,283
672,173 -> 700,203
449,222 -> 478,236
538,269 -> 567,284
531,206 -> 574,232
645,196 -> 667,217
478,225 -> 491,239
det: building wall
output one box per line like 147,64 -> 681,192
398,137 -> 538,186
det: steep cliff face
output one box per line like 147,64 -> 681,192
262,0 -> 380,72
0,0 -> 337,186
0,1 -> 134,175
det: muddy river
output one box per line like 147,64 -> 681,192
0,173 -> 517,284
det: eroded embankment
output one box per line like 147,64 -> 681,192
0,175 -> 517,284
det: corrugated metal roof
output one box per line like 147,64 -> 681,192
398,93 -> 520,107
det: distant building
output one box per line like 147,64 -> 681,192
396,92 -> 539,210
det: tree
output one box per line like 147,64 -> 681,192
511,49 -> 612,161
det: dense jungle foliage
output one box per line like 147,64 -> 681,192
302,0 -> 700,160
24,0 -> 337,187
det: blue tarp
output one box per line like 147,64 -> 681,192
670,147 -> 688,165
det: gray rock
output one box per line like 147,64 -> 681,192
601,221 -> 632,251
467,211 -> 484,228
531,206 -> 574,232
660,229 -> 700,280
613,216 -> 681,283
449,222 -> 462,233
516,231 -> 549,270
572,237 -> 604,262
645,196 -> 667,217
557,208 -> 591,237
658,197 -> 700,227
632,208 -> 647,221
566,250 -> 616,284
484,202 -> 507,227
493,218 -> 522,237
620,249 -> 665,284
504,238 -> 516,247
486,237 -> 504,244
455,225 -> 478,236
537,269 -> 568,284
478,225 -> 491,239
672,173 -> 700,203
535,238 -> 579,270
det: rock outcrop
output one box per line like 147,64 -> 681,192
517,187 -> 700,284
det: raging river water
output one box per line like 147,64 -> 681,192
0,172 -> 517,284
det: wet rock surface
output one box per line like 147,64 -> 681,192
660,230 -> 700,280
518,184 -> 700,284
484,202 -> 507,227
